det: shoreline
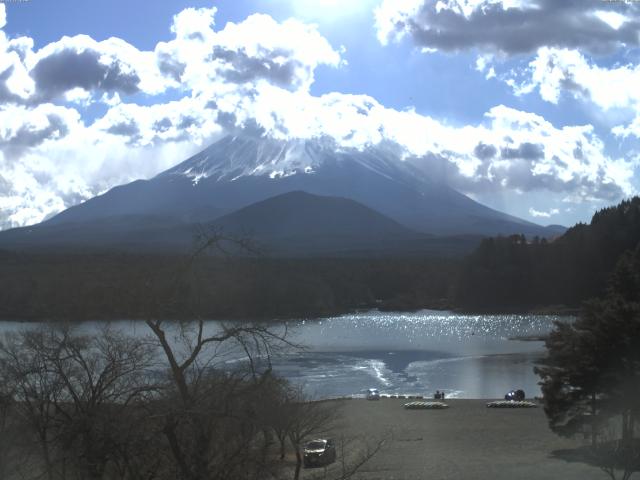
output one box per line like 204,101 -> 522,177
0,306 -> 578,324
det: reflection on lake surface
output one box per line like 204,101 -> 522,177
0,310 -> 571,399
276,310 -> 568,399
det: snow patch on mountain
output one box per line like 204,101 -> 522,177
160,135 -> 318,184
159,134 -> 416,187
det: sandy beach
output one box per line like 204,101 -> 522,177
306,399 -> 605,480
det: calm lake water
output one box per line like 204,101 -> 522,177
0,310 -> 569,399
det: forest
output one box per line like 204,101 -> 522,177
0,251 -> 458,321
455,197 -> 640,312
2,197 -> 640,321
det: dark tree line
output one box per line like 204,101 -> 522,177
5,197 -> 640,322
0,252 -> 458,321
455,197 -> 640,311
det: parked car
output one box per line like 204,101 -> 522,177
366,388 -> 380,400
303,439 -> 336,467
504,389 -> 525,401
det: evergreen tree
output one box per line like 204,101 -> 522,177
536,244 -> 640,475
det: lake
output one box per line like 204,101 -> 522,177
0,310 -> 569,399
275,310 -> 566,399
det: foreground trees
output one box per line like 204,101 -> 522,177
0,322 -> 383,480
0,327 -> 159,480
0,325 -> 307,479
145,315 -> 298,480
536,245 -> 640,479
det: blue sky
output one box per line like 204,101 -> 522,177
1,0 -> 640,228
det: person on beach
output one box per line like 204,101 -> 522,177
441,391 -> 445,399
434,390 -> 441,399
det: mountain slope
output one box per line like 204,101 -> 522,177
212,190 -> 417,239
0,190 -> 485,256
0,192 -> 419,255
0,214 -> 198,253
210,191 -> 425,255
44,134 -> 555,237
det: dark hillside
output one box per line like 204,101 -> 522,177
455,197 -> 640,311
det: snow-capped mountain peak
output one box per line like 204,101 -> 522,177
159,134 -> 415,185
160,135 -> 322,183
39,133 -> 554,238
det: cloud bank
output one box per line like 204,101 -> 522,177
374,0 -> 640,175
375,0 -> 640,55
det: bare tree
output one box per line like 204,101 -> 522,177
0,376 -> 15,479
0,328 -> 67,480
333,434 -> 387,480
285,396 -> 341,480
0,325 -> 158,480
281,395 -> 387,480
138,230 -> 299,480
260,377 -> 293,462
144,310 -> 300,480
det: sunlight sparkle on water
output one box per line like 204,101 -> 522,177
316,310 -> 557,341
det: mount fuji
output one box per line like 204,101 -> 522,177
0,134 -> 564,255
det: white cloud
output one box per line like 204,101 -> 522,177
613,116 -> 640,138
28,34 -> 173,102
500,47 -> 640,139
0,6 -> 342,107
171,6 -> 218,40
475,55 -> 490,72
157,9 -> 342,95
92,96 -> 224,147
375,0 -> 424,46
0,103 -> 82,159
593,10 -> 628,30
517,47 -> 640,109
0,27 -> 36,103
529,207 -> 559,218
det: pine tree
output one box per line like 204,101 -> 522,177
536,245 -> 640,477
